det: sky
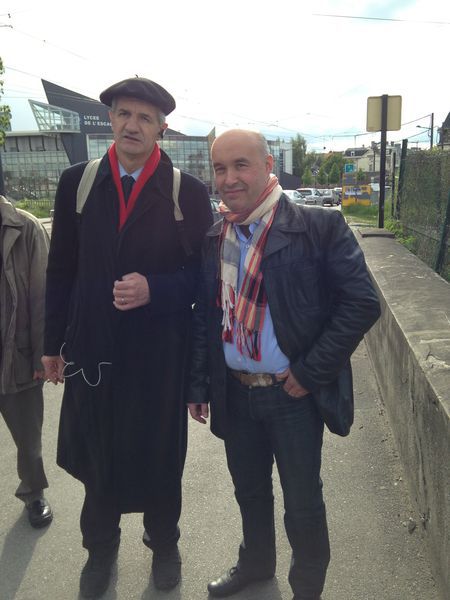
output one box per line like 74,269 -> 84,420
1,0 -> 449,152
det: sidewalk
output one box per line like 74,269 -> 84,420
0,341 -> 439,600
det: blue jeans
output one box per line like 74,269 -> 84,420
224,374 -> 330,600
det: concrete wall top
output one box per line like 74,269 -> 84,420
357,230 -> 450,418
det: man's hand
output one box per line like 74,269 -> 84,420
113,272 -> 150,311
188,403 -> 209,424
41,355 -> 65,384
276,368 -> 309,398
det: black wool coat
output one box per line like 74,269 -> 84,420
45,150 -> 212,511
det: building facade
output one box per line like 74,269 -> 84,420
1,80 -> 217,199
1,80 -> 291,202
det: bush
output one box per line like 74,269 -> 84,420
385,217 -> 416,251
14,200 -> 52,219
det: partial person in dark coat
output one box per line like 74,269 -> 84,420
187,129 -> 381,600
42,77 -> 212,599
0,196 -> 52,529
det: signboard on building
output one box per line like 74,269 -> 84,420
342,184 -> 372,207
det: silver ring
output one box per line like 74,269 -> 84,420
121,297 -> 125,304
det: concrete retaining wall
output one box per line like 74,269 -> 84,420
358,230 -> 450,599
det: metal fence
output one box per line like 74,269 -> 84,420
14,198 -> 54,216
396,149 -> 450,282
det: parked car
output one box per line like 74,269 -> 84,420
283,189 -> 306,205
296,188 -> 323,205
210,197 -> 222,222
333,187 -> 342,204
320,189 -> 339,206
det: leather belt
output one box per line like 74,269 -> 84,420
229,369 -> 279,388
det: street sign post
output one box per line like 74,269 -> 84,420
366,94 -> 402,228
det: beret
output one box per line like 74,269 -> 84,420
99,77 -> 176,115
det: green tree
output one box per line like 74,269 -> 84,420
322,152 -> 344,175
304,151 -> 321,171
0,57 -> 11,146
291,133 -> 307,179
328,163 -> 341,185
356,168 -> 366,182
317,165 -> 328,185
302,167 -> 313,186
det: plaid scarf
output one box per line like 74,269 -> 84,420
218,175 -> 282,360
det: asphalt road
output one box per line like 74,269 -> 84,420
0,341 -> 440,600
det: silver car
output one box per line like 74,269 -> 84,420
296,188 -> 323,205
284,190 -> 306,205
320,189 -> 337,206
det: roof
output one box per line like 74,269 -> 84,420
343,147 -> 369,157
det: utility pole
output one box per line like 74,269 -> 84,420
430,113 -> 434,149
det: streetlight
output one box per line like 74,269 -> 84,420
416,113 -> 434,149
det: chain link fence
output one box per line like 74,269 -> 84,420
396,149 -> 450,282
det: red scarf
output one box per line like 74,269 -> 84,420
108,143 -> 161,230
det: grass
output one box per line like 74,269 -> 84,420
343,200 -> 418,254
14,200 -> 52,219
342,201 -> 393,227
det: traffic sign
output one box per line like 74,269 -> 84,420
344,163 -> 355,173
367,95 -> 402,132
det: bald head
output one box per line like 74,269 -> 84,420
212,129 -> 274,213
212,129 -> 270,161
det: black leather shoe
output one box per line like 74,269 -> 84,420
152,545 -> 181,590
207,565 -> 274,597
79,548 -> 118,599
26,498 -> 53,528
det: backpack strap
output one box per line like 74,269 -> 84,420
76,158 -> 101,214
75,160 -> 193,257
172,167 -> 193,258
172,167 -> 183,221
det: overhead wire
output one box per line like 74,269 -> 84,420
313,13 -> 450,26
2,11 -> 442,148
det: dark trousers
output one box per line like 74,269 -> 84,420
0,385 -> 48,504
80,484 -> 181,554
224,375 -> 330,600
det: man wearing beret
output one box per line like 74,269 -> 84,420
42,77 -> 212,598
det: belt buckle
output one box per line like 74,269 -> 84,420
254,373 -> 273,387
244,372 -> 276,388
230,369 -> 277,388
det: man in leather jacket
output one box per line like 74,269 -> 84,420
187,129 -> 380,600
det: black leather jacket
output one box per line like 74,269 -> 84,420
188,195 -> 381,438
